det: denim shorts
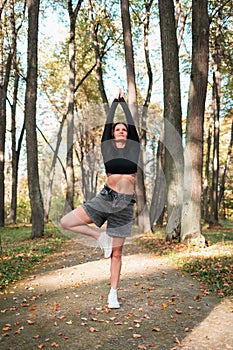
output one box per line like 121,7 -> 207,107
82,185 -> 136,237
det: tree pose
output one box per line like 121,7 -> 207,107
61,90 -> 140,308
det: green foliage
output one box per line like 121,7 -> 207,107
180,255 -> 233,297
0,225 -> 67,290
138,221 -> 233,298
16,197 -> 31,224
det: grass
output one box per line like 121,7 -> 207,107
0,225 -> 68,291
1,222 -> 233,298
138,221 -> 233,298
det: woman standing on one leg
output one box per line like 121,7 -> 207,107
60,90 -> 140,308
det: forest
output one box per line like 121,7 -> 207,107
0,0 -> 232,243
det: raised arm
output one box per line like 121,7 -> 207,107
101,99 -> 119,143
119,97 -> 139,143
101,96 -> 140,143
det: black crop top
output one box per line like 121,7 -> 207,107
101,97 -> 140,175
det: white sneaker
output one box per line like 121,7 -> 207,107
108,289 -> 120,309
98,231 -> 112,258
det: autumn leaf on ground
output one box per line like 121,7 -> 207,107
29,306 -> 36,311
51,342 -> 59,347
58,315 -> 66,321
27,319 -> 35,325
10,306 -> 18,311
175,309 -> 183,314
161,303 -> 167,310
134,319 -> 142,323
89,327 -> 99,332
152,327 -> 160,332
138,345 -> 147,349
109,316 -> 116,321
148,301 -> 155,306
174,336 -> 183,346
133,333 -> 142,338
65,320 -> 73,325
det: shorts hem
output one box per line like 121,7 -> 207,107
107,233 -> 131,238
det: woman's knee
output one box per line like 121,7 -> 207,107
111,253 -> 122,261
111,246 -> 123,260
60,215 -> 70,230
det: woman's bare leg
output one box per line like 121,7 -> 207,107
110,237 -> 125,289
61,207 -> 112,257
60,207 -> 100,240
107,237 -> 125,308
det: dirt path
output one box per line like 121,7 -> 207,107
0,237 -> 233,350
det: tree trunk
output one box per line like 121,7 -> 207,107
203,113 -> 213,223
159,0 -> 183,242
0,50 -> 12,226
75,122 -> 100,202
149,128 -> 166,228
121,0 -> 151,233
0,0 -> 6,228
0,91 -> 6,227
44,114 -> 66,223
64,0 -> 83,215
9,0 -> 22,224
209,7 -> 222,225
218,118 -> 233,213
64,15 -> 75,214
181,0 -> 209,244
209,71 -> 220,225
141,0 -> 154,231
9,69 -> 19,224
9,119 -> 25,224
25,0 -> 44,238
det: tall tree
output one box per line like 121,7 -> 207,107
8,0 -> 26,224
209,5 -> 222,225
121,0 -> 151,233
140,0 -> 155,232
64,0 -> 83,214
159,0 -> 183,242
25,0 -> 44,238
218,118 -> 233,214
203,0 -> 232,223
181,0 -> 209,243
203,112 -> 213,223
149,126 -> 166,228
0,0 -> 13,226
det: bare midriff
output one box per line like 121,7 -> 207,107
106,174 -> 136,194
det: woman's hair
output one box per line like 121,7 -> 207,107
112,122 -> 128,137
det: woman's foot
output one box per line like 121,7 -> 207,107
98,231 -> 112,258
108,288 -> 120,309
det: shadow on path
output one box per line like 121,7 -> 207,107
0,239 -> 233,350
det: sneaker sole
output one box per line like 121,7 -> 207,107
108,303 -> 120,309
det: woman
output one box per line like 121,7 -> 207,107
60,92 -> 140,308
